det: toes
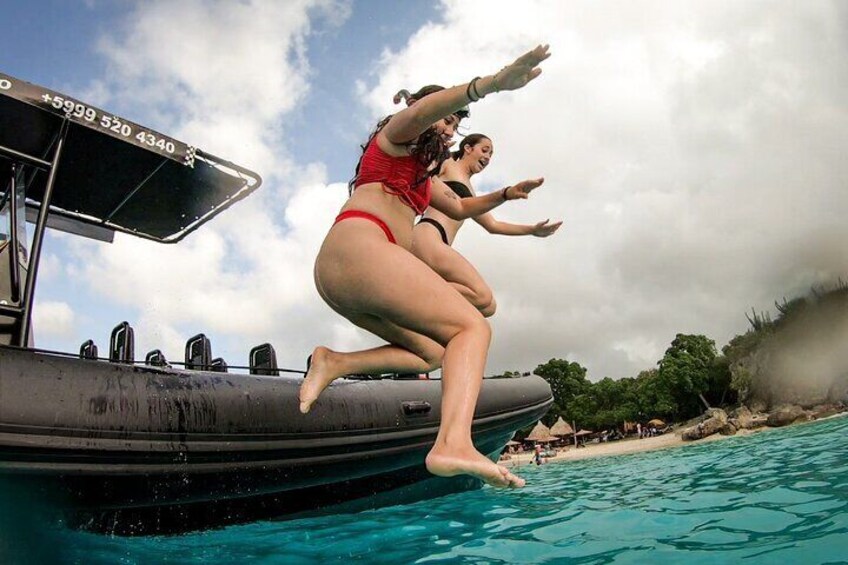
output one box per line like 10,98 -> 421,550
486,475 -> 510,488
498,465 -> 525,488
484,467 -> 512,488
506,473 -> 525,488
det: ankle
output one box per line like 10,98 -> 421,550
432,434 -> 475,453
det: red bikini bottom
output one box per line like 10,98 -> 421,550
334,210 -> 397,244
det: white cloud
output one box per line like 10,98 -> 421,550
36,253 -> 62,281
358,0 -> 848,378
45,0 -> 848,381
33,301 -> 75,338
58,0 -> 352,369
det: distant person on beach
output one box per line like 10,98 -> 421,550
300,46 -> 551,489
532,444 -> 545,465
411,132 -> 562,317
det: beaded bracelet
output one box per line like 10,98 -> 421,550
492,67 -> 507,92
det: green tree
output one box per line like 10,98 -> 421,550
706,354 -> 736,406
634,368 -> 675,419
492,370 -> 524,378
657,334 -> 717,419
583,377 -> 639,429
534,358 -> 590,425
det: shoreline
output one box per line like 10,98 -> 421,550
499,428 -> 767,467
500,410 -> 848,468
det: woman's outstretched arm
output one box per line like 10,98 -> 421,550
382,44 -> 551,145
474,214 -> 563,237
430,177 -> 544,220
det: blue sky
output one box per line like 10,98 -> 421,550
1,1 -> 846,379
1,0 -> 447,370
1,0 -> 438,180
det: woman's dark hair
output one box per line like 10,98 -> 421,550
452,133 -> 491,161
349,85 -> 453,194
394,84 -> 445,105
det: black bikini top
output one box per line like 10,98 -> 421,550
444,180 -> 473,199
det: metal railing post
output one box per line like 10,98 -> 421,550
18,120 -> 68,346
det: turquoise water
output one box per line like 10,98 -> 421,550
4,415 -> 848,564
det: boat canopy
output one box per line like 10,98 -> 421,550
0,72 -> 262,243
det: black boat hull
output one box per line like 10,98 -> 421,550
0,347 -> 552,534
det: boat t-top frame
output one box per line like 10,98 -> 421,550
0,72 -> 262,347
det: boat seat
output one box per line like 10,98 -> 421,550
394,373 -> 428,380
109,321 -> 135,364
210,357 -> 228,373
185,333 -> 211,370
249,343 -> 278,376
79,339 -> 98,359
145,349 -> 169,367
346,374 -> 382,380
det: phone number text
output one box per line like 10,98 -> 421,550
40,93 -> 177,154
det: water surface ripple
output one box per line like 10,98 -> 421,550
8,415 -> 848,564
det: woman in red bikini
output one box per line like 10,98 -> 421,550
412,133 -> 562,318
300,45 -> 551,489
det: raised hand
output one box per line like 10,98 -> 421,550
529,219 -> 563,237
506,177 -> 545,200
493,45 -> 551,92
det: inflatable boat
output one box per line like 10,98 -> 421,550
0,72 -> 553,535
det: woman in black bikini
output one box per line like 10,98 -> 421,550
412,134 -> 562,317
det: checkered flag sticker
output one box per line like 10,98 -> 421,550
184,145 -> 197,168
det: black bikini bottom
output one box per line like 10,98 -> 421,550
418,217 -> 448,245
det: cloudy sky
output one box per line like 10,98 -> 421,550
2,0 -> 846,380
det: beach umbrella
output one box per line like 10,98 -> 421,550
506,440 -> 521,446
550,417 -> 574,436
525,421 -> 557,442
647,419 -> 665,427
574,429 -> 594,436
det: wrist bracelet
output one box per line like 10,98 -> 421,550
501,186 -> 510,201
466,77 -> 481,102
471,77 -> 484,100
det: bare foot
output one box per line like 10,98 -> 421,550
426,444 -> 525,488
299,346 -> 340,414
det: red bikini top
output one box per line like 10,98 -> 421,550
354,138 -> 432,215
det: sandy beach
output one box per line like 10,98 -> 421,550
499,429 -> 764,468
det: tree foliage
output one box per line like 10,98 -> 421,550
656,334 -> 718,419
518,285 -> 846,431
534,359 -> 590,426
531,335 -> 735,430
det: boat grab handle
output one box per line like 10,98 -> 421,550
402,401 -> 432,416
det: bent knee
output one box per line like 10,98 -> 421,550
460,313 -> 491,342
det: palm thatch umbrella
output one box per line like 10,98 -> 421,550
525,421 -> 558,442
574,429 -> 594,437
647,418 -> 666,427
550,417 -> 574,436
